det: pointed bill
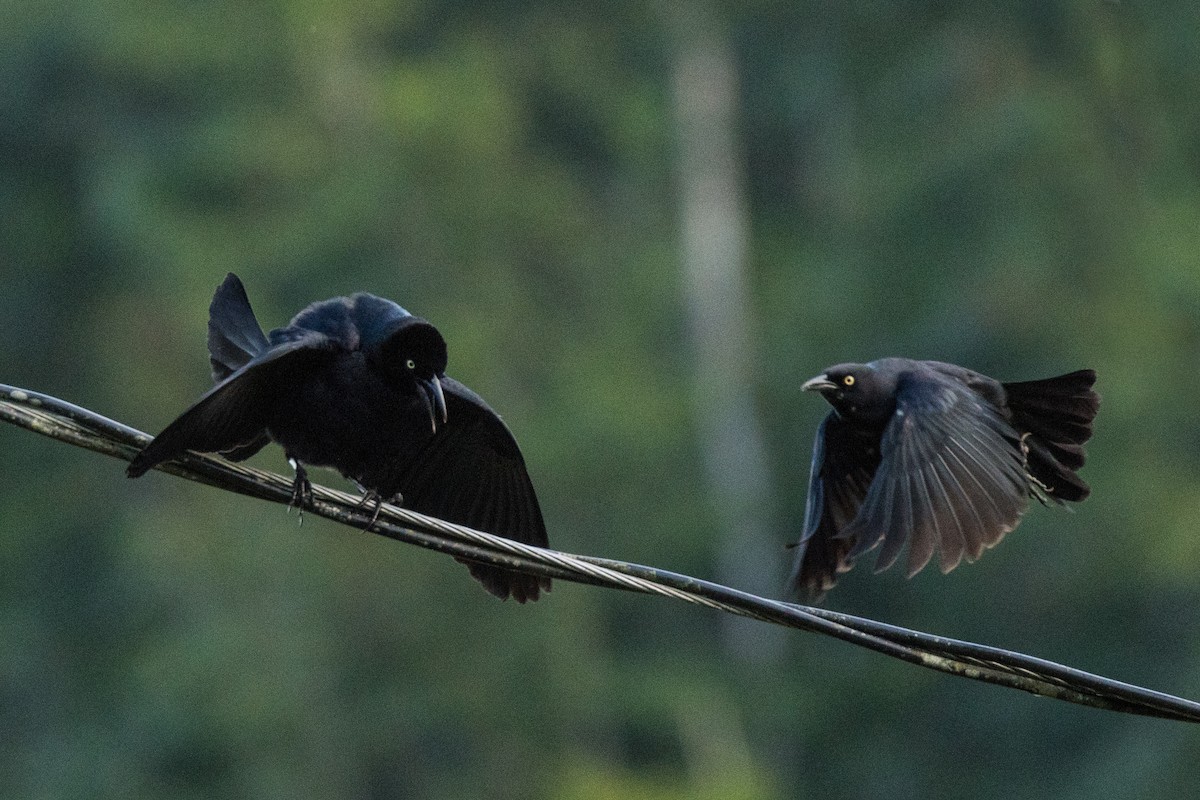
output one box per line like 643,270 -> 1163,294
421,375 -> 448,433
802,374 -> 837,392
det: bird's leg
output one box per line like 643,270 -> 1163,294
287,458 -> 314,524
1018,433 -> 1057,506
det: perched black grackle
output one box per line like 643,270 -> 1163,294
789,358 -> 1098,601
128,273 -> 550,602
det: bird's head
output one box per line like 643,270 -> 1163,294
802,362 -> 897,424
375,318 -> 449,433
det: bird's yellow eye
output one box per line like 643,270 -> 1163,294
842,375 -> 855,387
406,359 -> 416,370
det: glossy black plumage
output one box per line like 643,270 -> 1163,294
128,273 -> 550,602
789,358 -> 1098,601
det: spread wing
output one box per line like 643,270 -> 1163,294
395,377 -> 550,603
788,412 -> 882,601
127,333 -> 338,477
840,373 -> 1031,579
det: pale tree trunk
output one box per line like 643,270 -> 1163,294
670,11 -> 784,664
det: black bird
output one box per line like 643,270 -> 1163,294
128,273 -> 550,602
789,358 -> 1098,601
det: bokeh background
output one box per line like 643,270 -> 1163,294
3,2 -> 1200,798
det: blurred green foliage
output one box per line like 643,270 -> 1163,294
2,1 -> 1199,798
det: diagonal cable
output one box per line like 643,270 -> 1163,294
1,382 -> 1198,722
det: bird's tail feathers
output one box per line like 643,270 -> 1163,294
208,273 -> 270,381
1003,370 -> 1099,503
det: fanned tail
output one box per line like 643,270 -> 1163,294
1002,369 -> 1099,503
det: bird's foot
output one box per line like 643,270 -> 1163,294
287,460 -> 314,525
354,489 -> 402,532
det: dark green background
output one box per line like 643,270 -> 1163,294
3,2 -> 1199,797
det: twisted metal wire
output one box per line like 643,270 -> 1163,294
2,382 -> 1198,722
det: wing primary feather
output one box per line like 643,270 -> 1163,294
928,451 -> 967,572
944,434 -> 1012,537
873,468 -> 913,573
933,450 -> 979,565
904,454 -> 939,578
799,417 -> 832,543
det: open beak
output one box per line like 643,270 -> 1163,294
801,374 -> 837,393
421,375 -> 449,433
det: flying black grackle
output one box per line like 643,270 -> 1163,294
790,358 -> 1098,601
128,273 -> 550,602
